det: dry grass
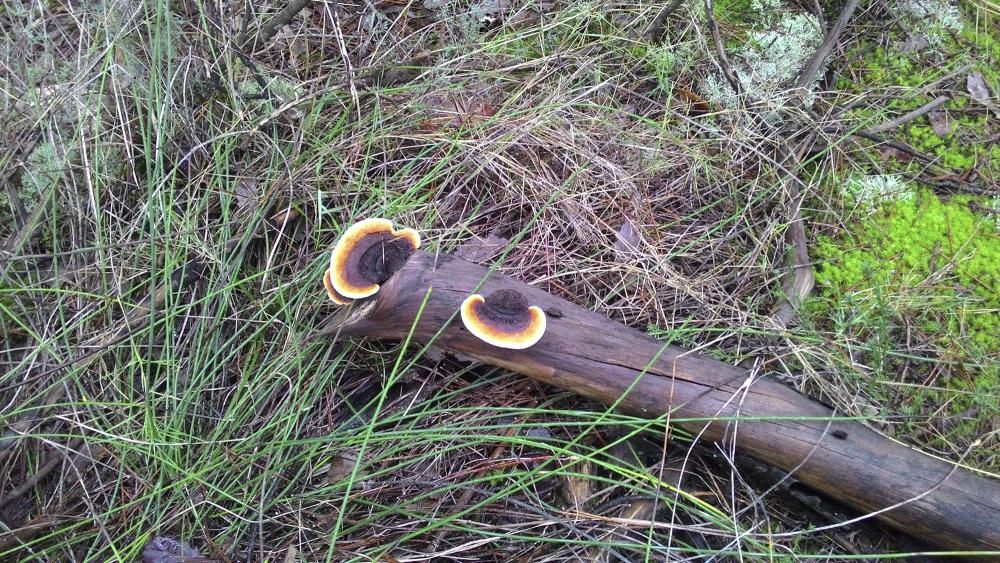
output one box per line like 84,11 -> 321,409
1,0 -> 998,560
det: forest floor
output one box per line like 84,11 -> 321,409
1,0 -> 999,560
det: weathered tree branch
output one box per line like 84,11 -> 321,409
239,0 -> 311,53
768,135 -> 817,329
793,0 -> 861,90
322,250 -> 1000,552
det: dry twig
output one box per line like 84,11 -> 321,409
792,0 -> 861,91
768,135 -> 817,329
239,0 -> 312,53
769,0 -> 863,326
868,95 -> 951,134
0,438 -> 84,510
649,0 -> 688,44
704,0 -> 743,98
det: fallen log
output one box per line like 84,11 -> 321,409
322,250 -> 1000,552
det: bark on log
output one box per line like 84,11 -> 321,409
322,250 -> 1000,552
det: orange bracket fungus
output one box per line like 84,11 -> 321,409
460,289 -> 547,349
322,269 -> 354,305
325,218 -> 421,303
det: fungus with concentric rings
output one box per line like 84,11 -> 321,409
326,218 -> 420,302
460,289 -> 546,349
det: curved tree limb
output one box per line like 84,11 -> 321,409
321,250 -> 1000,552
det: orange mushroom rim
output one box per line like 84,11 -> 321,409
322,269 -> 353,305
326,218 -> 421,301
460,289 -> 547,350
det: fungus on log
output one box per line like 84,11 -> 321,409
461,290 -> 547,350
327,218 -> 421,301
320,250 -> 1000,552
322,269 -> 353,305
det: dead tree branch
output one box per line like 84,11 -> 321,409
320,251 -> 1000,552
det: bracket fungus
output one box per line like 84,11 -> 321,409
460,289 -> 547,349
322,269 -> 354,305
325,218 -> 421,302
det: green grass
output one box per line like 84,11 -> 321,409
2,0 -> 1000,560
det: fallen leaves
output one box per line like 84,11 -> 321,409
927,109 -> 951,138
880,145 -> 912,163
233,179 -> 258,214
326,451 -> 360,483
966,72 -> 993,104
142,536 -> 214,563
966,72 -> 999,116
417,91 -> 497,131
455,234 -> 510,263
674,84 -> 711,115
613,219 -> 641,257
558,460 -> 592,511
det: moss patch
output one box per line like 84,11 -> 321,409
806,4 -> 1000,447
810,188 -> 1000,424
837,13 -> 1000,177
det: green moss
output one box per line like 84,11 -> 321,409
712,0 -> 754,23
811,189 -> 1000,420
839,11 -> 1000,177
817,191 -> 999,326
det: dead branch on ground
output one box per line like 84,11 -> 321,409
321,251 -> 1000,552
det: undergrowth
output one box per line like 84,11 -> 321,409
1,0 -> 999,560
809,187 -> 1000,444
803,0 -> 1000,457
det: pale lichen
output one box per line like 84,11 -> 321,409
843,174 -> 913,213
895,0 -> 963,33
2,141 -> 69,214
701,10 -> 823,109
992,195 -> 1000,233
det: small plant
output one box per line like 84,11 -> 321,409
647,44 -> 677,91
2,141 -> 68,214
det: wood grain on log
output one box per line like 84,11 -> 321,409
322,250 -> 1000,551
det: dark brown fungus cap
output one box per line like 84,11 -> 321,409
460,289 -> 547,349
328,218 -> 421,300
